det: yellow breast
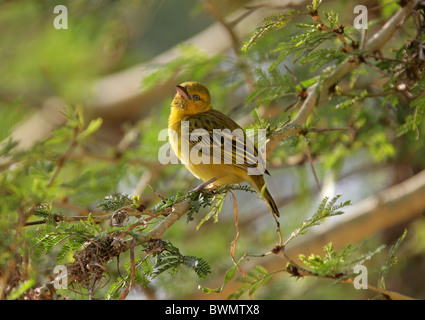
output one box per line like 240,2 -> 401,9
168,110 -> 244,185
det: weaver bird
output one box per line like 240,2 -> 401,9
168,81 -> 280,219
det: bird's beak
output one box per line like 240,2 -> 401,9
176,85 -> 191,100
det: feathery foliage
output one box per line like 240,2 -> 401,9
1,0 -> 423,300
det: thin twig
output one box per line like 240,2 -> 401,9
119,239 -> 135,300
266,0 -> 418,158
47,127 -> 78,188
0,206 -> 35,300
284,65 -> 305,91
205,0 -> 255,89
304,127 -> 353,133
229,190 -> 245,277
283,253 -> 415,300
304,137 -> 321,191
23,206 -> 150,227
206,0 -> 240,55
147,183 -> 166,204
309,10 -> 351,53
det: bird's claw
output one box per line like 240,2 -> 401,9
189,178 -> 217,194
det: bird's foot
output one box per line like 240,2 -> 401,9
189,178 -> 218,194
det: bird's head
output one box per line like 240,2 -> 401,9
171,81 -> 212,115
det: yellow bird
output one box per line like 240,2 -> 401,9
168,81 -> 280,218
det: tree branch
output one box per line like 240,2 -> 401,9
194,168 -> 425,299
0,0 -> 312,158
25,197 -> 191,299
266,0 -> 419,158
285,260 -> 415,300
147,199 -> 190,240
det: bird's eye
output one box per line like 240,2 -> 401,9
193,94 -> 201,101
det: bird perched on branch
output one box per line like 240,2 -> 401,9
168,81 -> 280,219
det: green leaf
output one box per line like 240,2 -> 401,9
199,258 -> 243,294
227,265 -> 271,299
196,192 -> 226,230
242,11 -> 303,51
379,229 -> 407,289
255,265 -> 268,275
6,279 -> 36,300
224,265 -> 238,283
96,194 -> 133,212
245,67 -> 297,108
324,11 -> 339,28
78,117 -> 103,141
285,195 -> 350,245
57,238 -> 85,262
153,243 -> 211,280
311,0 -> 322,10
299,241 -> 384,279
80,212 -> 102,234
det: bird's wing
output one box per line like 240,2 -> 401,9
187,110 -> 267,175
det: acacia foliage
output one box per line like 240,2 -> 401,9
1,0 -> 424,300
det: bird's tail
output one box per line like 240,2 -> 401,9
263,187 -> 280,218
248,175 -> 280,218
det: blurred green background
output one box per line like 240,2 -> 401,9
1,0 -> 424,300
